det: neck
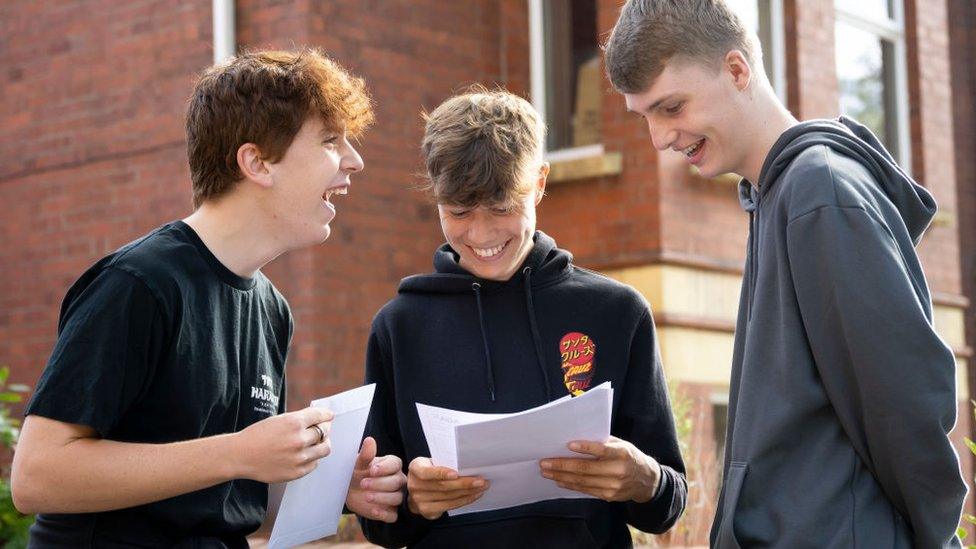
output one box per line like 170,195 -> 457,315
183,196 -> 286,278
739,92 -> 798,186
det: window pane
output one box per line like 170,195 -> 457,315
835,21 -> 898,158
542,0 -> 600,151
835,0 -> 893,21
726,0 -> 777,93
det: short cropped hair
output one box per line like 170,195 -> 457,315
604,0 -> 760,94
186,48 -> 374,207
421,87 -> 545,208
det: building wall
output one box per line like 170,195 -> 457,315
1,0 -> 972,544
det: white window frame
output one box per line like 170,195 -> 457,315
528,0 -> 605,162
766,0 -> 788,104
835,0 -> 911,173
528,0 -> 786,159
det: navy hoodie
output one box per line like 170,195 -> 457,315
710,117 -> 967,548
359,231 -> 687,548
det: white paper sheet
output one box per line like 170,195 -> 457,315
416,382 -> 612,515
268,384 -> 376,549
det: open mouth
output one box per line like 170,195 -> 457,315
323,185 -> 349,205
471,239 -> 510,260
681,138 -> 705,159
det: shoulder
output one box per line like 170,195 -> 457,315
563,266 -> 652,317
103,222 -> 203,296
777,145 -> 879,220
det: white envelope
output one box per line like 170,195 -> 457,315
268,384 -> 376,549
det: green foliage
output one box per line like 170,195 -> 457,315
0,366 -> 33,547
961,401 -> 976,549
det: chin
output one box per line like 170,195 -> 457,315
301,225 -> 331,247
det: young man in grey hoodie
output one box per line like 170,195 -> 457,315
604,1 -> 967,547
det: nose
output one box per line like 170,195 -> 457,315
467,212 -> 496,244
647,119 -> 676,152
342,141 -> 365,173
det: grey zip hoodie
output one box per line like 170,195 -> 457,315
709,117 -> 967,548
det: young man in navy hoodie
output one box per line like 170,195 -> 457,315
12,49 -> 405,547
605,1 -> 966,547
358,89 -> 687,548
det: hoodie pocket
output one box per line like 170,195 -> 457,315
715,462 -> 749,549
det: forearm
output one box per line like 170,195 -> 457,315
13,430 -> 241,514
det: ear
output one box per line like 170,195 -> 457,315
236,142 -> 274,188
724,50 -> 752,92
534,162 -> 550,205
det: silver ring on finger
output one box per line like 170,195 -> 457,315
310,423 -> 326,444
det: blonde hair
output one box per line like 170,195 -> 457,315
421,87 -> 545,208
604,0 -> 760,93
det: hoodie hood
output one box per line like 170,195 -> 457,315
739,116 -> 936,242
396,231 -> 571,403
398,231 -> 572,294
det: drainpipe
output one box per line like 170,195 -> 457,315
212,0 -> 235,64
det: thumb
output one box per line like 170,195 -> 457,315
355,436 -> 378,470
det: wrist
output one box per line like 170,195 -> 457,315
218,431 -> 247,481
633,453 -> 661,503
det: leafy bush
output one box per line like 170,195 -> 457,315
0,366 -> 33,548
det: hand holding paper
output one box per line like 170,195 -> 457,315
233,406 -> 335,483
406,457 -> 489,520
540,435 -> 662,503
416,382 -> 613,515
268,384 -> 376,549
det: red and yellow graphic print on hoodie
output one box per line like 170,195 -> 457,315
560,332 -> 595,395
360,231 -> 687,548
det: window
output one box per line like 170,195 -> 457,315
726,0 -> 787,102
711,397 -> 729,485
529,0 -> 602,160
835,0 -> 910,168
529,0 -> 785,160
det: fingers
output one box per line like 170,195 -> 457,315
304,438 -> 332,462
369,454 -> 403,477
355,437 -> 378,469
540,456 -> 622,477
298,406 -> 334,427
409,457 -> 458,480
542,469 -> 619,490
302,421 -> 331,447
567,440 -> 614,458
361,489 -> 404,507
410,489 -> 487,520
361,471 -> 407,493
358,504 -> 399,523
409,475 -> 486,493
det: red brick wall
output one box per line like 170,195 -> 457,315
906,0 -> 963,297
0,0 -> 212,404
949,0 -> 976,436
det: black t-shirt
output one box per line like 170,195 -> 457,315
25,221 -> 292,548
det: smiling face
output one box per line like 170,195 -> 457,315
624,56 -> 752,179
437,178 -> 544,282
265,116 -> 363,247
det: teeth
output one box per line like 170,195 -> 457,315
683,139 -> 704,157
324,187 -> 349,201
473,243 -> 505,258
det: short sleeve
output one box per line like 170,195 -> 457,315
26,267 -> 166,436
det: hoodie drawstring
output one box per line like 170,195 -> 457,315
471,270 -> 554,404
472,282 -> 497,402
523,267 -> 553,401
